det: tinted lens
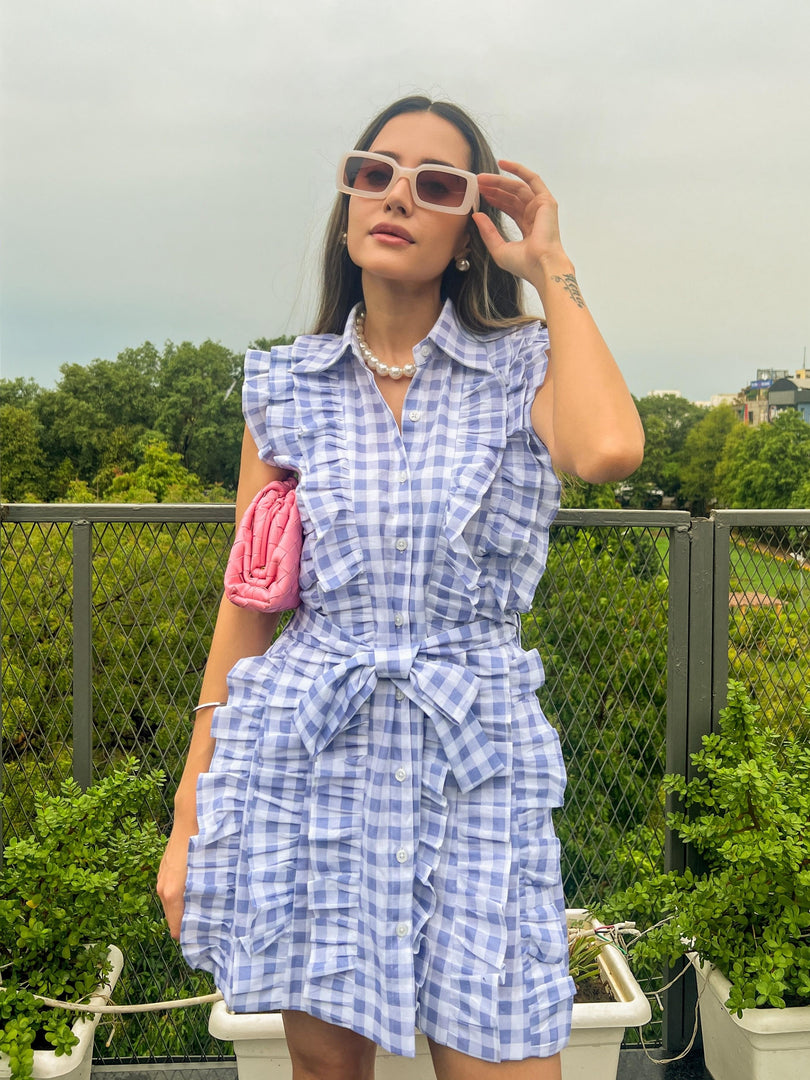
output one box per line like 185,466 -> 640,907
343,155 -> 394,194
416,169 -> 469,207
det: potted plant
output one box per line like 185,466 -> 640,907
596,681 -> 810,1080
208,909 -> 650,1080
563,911 -> 651,1080
0,759 -> 167,1080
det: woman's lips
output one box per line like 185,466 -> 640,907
371,225 -> 414,244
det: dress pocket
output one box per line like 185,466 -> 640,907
517,807 -> 568,969
523,914 -> 568,968
306,872 -> 360,980
452,895 -> 509,974
241,864 -> 296,959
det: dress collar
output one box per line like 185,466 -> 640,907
290,299 -> 498,374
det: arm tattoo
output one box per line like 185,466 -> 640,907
551,273 -> 585,308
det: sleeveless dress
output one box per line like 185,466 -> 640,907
180,299 -> 576,1062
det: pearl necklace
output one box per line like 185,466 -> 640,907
355,309 -> 416,380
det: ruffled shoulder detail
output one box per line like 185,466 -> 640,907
242,347 -> 299,471
502,320 -> 552,440
290,349 -> 372,622
427,322 -> 560,623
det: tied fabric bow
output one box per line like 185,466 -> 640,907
224,477 -> 302,612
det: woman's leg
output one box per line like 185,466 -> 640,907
427,1039 -> 562,1080
281,1010 -> 377,1080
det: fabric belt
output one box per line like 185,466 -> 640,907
287,607 -> 520,793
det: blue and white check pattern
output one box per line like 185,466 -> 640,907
181,300 -> 575,1062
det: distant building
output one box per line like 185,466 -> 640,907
709,393 -> 737,408
647,389 -> 682,398
693,393 -> 737,409
734,368 -> 796,426
768,377 -> 810,423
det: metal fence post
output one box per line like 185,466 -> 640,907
712,516 -> 731,726
663,517 -> 721,1053
663,521 -> 692,1052
72,519 -> 93,789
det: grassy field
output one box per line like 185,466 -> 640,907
653,530 -> 809,601
729,538 -> 809,601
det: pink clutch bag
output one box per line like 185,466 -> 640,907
224,477 -> 302,612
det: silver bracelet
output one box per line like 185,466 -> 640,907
191,701 -> 226,714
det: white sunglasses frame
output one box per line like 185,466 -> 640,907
336,151 -> 480,215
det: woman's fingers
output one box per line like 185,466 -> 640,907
473,159 -> 566,276
157,834 -> 191,939
478,162 -> 556,217
472,211 -> 508,256
497,159 -> 554,198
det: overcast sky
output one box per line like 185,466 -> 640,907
2,0 -> 808,402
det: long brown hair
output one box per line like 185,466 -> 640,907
312,96 -> 538,336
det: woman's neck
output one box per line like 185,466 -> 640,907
359,275 -> 443,363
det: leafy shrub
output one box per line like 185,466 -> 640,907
0,761 -> 167,1080
596,683 -> 810,1013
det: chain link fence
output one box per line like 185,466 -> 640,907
2,504 -> 809,1062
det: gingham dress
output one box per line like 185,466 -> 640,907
180,299 -> 576,1062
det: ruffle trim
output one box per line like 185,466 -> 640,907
413,753 -> 450,995
180,690 -> 262,979
242,348 -> 299,472
291,356 -> 371,616
432,328 -> 560,618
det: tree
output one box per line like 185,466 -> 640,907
0,406 -> 47,501
717,409 -> 810,508
790,477 -> 810,509
248,335 -> 296,351
0,378 -> 43,411
34,346 -> 161,484
105,441 -> 205,503
678,405 -> 741,514
625,395 -> 707,505
560,478 -> 618,509
155,340 -> 244,490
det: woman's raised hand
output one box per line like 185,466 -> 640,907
473,161 -> 569,282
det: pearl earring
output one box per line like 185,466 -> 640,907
339,231 -> 348,245
455,255 -> 470,272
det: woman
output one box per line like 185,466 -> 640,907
158,95 -> 644,1080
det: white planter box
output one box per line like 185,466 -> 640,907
689,954 -> 810,1080
209,911 -> 649,1080
0,945 -> 123,1080
563,910 -> 651,1080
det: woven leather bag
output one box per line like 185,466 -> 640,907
224,476 -> 302,612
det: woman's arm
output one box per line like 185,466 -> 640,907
157,426 -> 289,938
475,162 -> 644,483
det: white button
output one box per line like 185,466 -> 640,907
396,923 -> 409,937
395,688 -> 405,701
420,345 -> 430,357
393,612 -> 404,627
396,849 -> 409,863
395,767 -> 407,782
398,470 -> 407,483
395,538 -> 408,551
408,410 -> 421,422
